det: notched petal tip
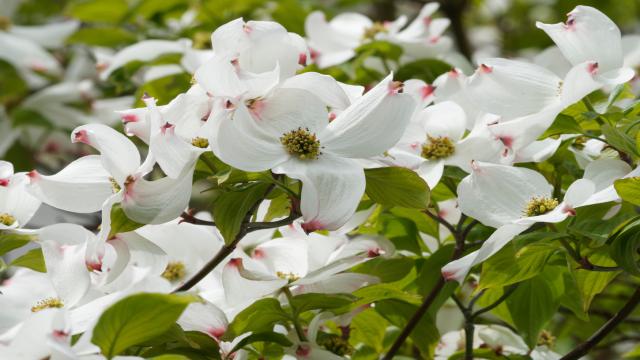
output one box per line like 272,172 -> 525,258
388,80 -> 404,94
479,64 -> 493,74
72,130 -> 90,145
301,220 -> 324,234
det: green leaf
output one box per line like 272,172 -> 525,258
341,283 -> 422,313
352,257 -> 414,283
376,299 -> 439,358
213,182 -> 271,244
355,41 -> 403,62
541,114 -> 583,138
349,308 -> 389,353
478,241 -> 557,290
0,60 -> 29,103
615,177 -> 640,206
109,203 -> 144,237
0,232 -> 33,256
390,207 -> 439,239
229,331 -> 293,354
223,298 -> 291,340
263,192 -> 291,222
290,293 -> 356,315
66,0 -> 129,23
570,251 -> 621,311
395,59 -> 452,83
610,222 -> 640,276
380,215 -> 422,254
601,124 -> 639,157
415,244 -> 458,316
506,273 -> 561,347
67,27 -> 137,47
10,248 -> 46,272
91,293 -> 198,358
365,167 -> 430,209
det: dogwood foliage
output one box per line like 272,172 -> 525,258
2,1 -> 640,359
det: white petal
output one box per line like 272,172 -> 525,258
100,39 -> 188,80
210,103 -> 288,172
468,58 -> 562,118
421,101 -> 466,141
178,301 -> 228,338
122,168 -> 194,224
38,224 -> 94,306
296,273 -> 378,294
150,127 -> 203,179
564,178 -> 596,208
253,88 -> 329,137
584,158 -> 630,192
513,138 -> 562,164
71,124 -> 140,184
27,155 -> 113,213
222,258 -> 287,304
292,255 -> 367,286
304,11 -> 359,68
320,74 -> 416,158
457,161 -> 553,228
9,21 -> 79,49
1,174 -> 41,227
442,224 -> 529,282
560,61 -> 603,107
417,160 -> 444,189
254,237 -> 309,277
536,6 -> 624,73
487,107 -> 561,153
273,155 -> 365,231
194,54 -> 247,98
281,72 -> 352,110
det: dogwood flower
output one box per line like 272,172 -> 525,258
379,101 -> 503,188
0,161 -> 40,229
305,3 -> 451,68
467,58 -> 604,157
27,123 -> 194,232
222,234 -> 391,305
210,74 -> 414,231
442,159 -> 637,282
0,20 -> 78,88
435,325 -> 560,360
536,5 -> 635,85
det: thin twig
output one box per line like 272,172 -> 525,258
472,284 -> 518,318
383,212 -> 468,359
560,287 -> 640,360
173,184 -> 287,292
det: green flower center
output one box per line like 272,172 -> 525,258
362,22 -> 388,40
421,135 -> 455,160
276,271 -> 300,282
31,297 -> 64,312
0,213 -> 15,226
162,261 -> 186,281
524,196 -> 559,217
109,177 -> 121,193
317,333 -> 353,356
191,137 -> 209,148
280,127 -> 321,160
0,17 -> 11,31
537,330 -> 556,348
572,136 -> 587,150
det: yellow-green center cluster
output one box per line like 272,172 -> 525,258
524,196 -> 559,217
162,261 -> 187,281
31,297 -> 64,312
280,127 -> 321,160
362,22 -> 388,40
0,213 -> 15,226
421,135 -> 455,160
191,137 -> 209,148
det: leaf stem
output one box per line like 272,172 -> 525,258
282,287 -> 308,342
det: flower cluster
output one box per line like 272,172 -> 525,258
1,2 -> 640,360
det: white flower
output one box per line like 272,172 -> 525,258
305,3 -> 451,68
210,74 -> 414,231
0,160 -> 40,230
379,101 -> 503,188
27,123 -> 194,233
536,5 -> 635,85
442,159 -> 638,282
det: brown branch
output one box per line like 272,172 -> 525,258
436,0 -> 473,59
560,287 -> 640,360
382,214 -> 471,359
172,184 -> 301,293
